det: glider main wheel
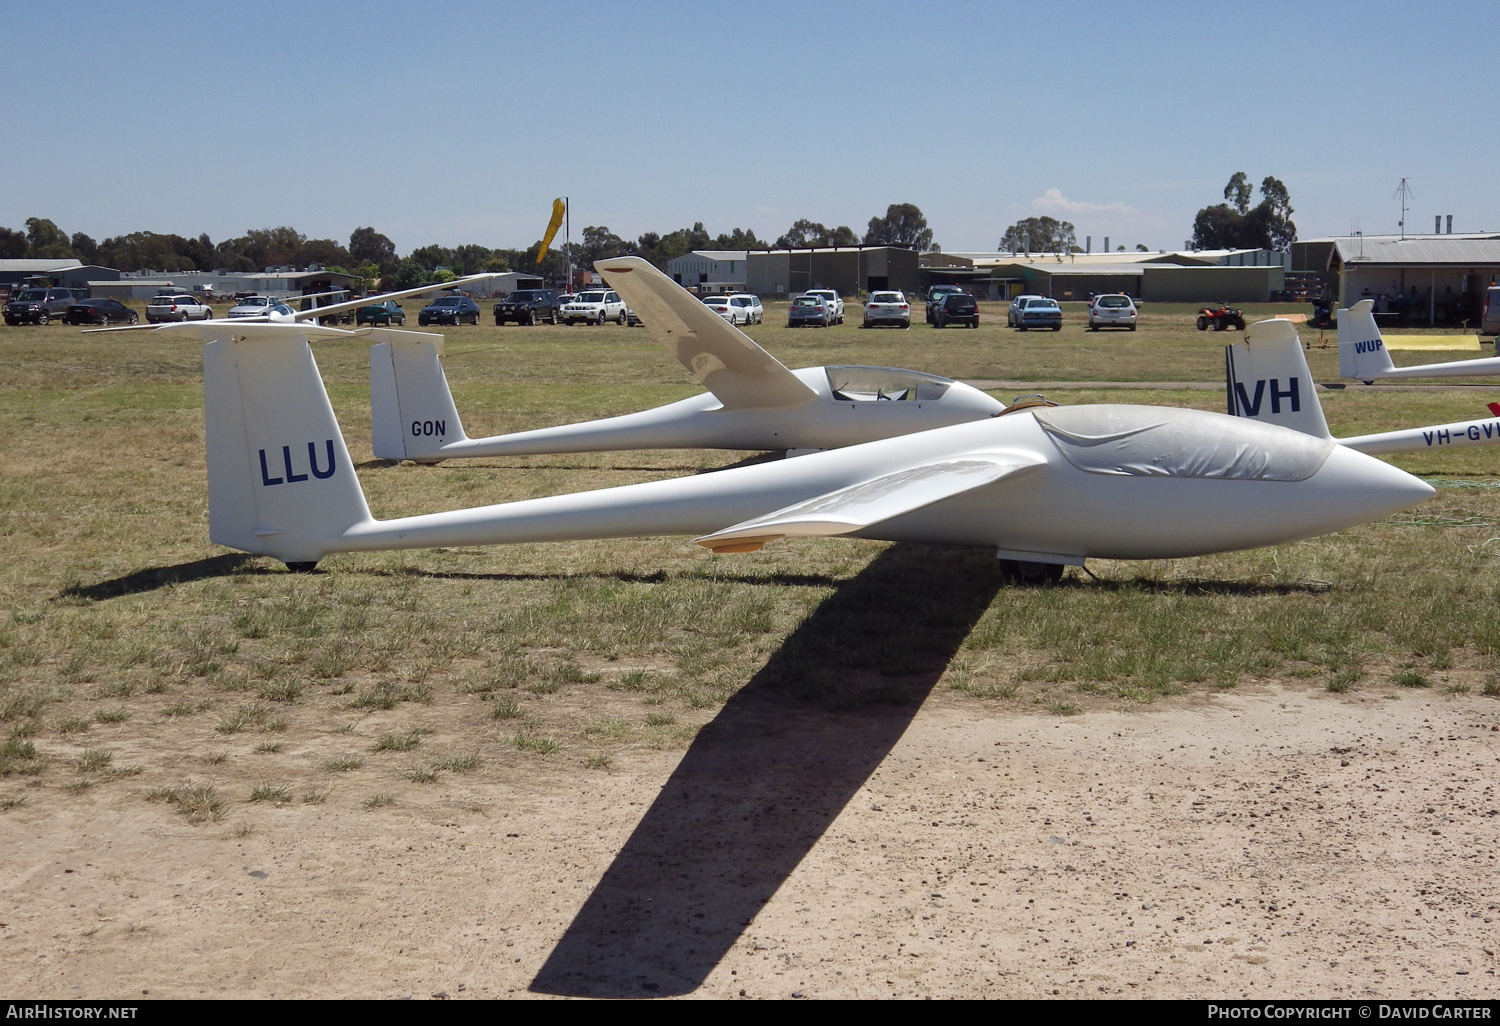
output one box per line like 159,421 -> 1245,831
999,559 -> 1063,586
284,561 -> 318,574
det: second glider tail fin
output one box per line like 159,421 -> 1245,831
1225,317 -> 1331,439
1338,299 -> 1396,380
593,256 -> 817,409
369,329 -> 469,462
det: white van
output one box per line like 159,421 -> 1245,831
1482,285 -> 1500,338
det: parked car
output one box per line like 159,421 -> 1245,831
146,294 -> 213,323
788,295 -> 831,327
418,295 -> 481,326
932,292 -> 980,329
625,307 -> 643,327
356,300 -> 405,326
803,289 -> 844,324
1481,285 -> 1500,337
494,289 -> 560,325
1013,297 -> 1062,331
1006,294 -> 1044,327
702,294 -> 757,325
302,290 -> 354,324
1087,294 -> 1137,331
4,287 -> 76,325
861,290 -> 911,329
228,296 -> 274,319
560,290 -> 627,325
730,293 -> 763,324
927,285 -> 967,325
63,298 -> 138,326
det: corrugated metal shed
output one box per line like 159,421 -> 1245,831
1333,236 -> 1500,265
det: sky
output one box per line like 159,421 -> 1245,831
4,0 -> 1497,257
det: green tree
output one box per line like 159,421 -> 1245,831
25,217 -> 72,258
0,228 -> 26,259
999,216 -> 1076,254
580,226 -> 632,264
635,223 -> 712,268
1224,171 -> 1253,215
714,227 -> 764,250
774,219 -> 857,248
70,233 -> 99,263
1191,173 -> 1296,251
349,227 -> 398,275
863,203 -> 933,250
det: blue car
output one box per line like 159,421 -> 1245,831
1014,297 -> 1062,331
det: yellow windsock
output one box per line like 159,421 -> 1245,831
537,198 -> 566,264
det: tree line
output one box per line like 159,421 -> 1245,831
0,202 -> 934,290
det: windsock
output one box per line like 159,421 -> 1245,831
537,198 -> 565,264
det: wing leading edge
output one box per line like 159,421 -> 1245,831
595,256 -> 817,409
694,453 -> 1044,552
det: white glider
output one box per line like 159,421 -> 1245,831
1340,299 -> 1500,382
1226,316 -> 1500,455
369,256 -> 1003,462
169,318 -> 1431,580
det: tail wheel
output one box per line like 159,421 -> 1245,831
999,559 -> 1063,585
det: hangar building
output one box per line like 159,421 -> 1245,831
745,247 -> 919,297
1292,233 -> 1500,326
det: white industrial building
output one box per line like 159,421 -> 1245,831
665,250 -> 748,292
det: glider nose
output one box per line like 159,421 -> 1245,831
1319,444 -> 1435,521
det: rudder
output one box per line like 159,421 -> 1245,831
1224,317 -> 1331,438
203,325 -> 372,564
369,328 -> 467,461
1338,299 -> 1395,380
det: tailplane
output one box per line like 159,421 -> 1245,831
369,329 -> 468,462
1224,317 -> 1331,438
1337,299 -> 1396,380
201,323 -> 373,566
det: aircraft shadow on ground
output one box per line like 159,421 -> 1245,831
57,553 -> 262,601
529,542 -> 1005,998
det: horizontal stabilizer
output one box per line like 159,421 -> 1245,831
594,257 -> 817,409
694,453 -> 1043,551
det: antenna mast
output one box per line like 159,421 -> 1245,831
1393,178 -> 1414,240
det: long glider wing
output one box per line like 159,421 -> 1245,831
693,453 -> 1043,551
595,256 -> 817,409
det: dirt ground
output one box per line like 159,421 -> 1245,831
3,684 -> 1497,1000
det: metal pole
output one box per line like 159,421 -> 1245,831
565,197 -> 570,291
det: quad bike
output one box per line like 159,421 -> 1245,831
1196,304 -> 1246,331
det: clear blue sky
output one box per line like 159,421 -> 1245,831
5,0 -> 1496,255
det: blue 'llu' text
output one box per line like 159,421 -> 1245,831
260,441 -> 337,486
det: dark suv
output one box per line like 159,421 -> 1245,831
925,285 -> 967,325
5,287 -> 76,325
494,289 -> 560,325
932,292 -> 979,329
418,294 -> 481,327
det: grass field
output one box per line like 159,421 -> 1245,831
2,298 -> 1500,814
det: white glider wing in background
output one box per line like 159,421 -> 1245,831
1340,299 -> 1500,381
595,256 -> 816,408
369,258 -> 1003,462
1226,315 -> 1500,455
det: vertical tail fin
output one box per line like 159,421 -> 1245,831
1224,317 -> 1331,438
369,328 -> 468,461
202,324 -> 373,564
1337,299 -> 1395,380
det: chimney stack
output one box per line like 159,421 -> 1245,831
1446,215 -> 1453,235
1436,215 -> 1442,234
1104,237 -> 1109,253
1086,236 -> 1091,254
